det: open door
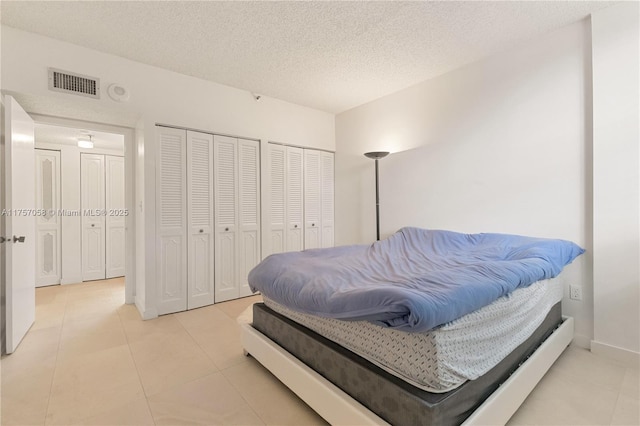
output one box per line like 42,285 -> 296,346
2,95 -> 36,354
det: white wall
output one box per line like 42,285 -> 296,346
336,20 -> 594,346
1,26 -> 334,319
591,3 -> 639,362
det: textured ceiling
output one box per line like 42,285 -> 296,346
1,1 -> 613,113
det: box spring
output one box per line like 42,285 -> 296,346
252,302 -> 562,426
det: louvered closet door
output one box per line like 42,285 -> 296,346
286,146 -> 304,251
187,131 -> 214,309
321,152 -> 335,248
304,149 -> 321,249
81,153 -> 106,281
238,139 -> 260,297
156,127 -> 187,315
267,144 -> 286,256
214,135 -> 238,302
105,155 -> 125,279
35,149 -> 61,287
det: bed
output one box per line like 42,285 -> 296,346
242,227 -> 583,425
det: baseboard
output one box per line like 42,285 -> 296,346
135,299 -> 158,320
591,340 -> 640,368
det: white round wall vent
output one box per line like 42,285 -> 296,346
107,83 -> 130,102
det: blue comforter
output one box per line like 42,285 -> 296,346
248,227 -> 584,332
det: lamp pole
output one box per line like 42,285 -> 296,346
364,151 -> 390,241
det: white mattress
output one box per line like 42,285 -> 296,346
262,276 -> 563,393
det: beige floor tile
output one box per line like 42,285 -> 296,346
46,345 -> 145,425
509,366 -> 619,425
216,295 -> 263,320
120,310 -> 185,341
57,313 -> 128,360
62,298 -> 124,324
127,319 -> 219,396
74,396 -> 155,426
611,393 -> 640,426
147,372 -> 264,425
1,326 -> 60,381
222,357 -> 327,425
549,346 -> 627,391
175,304 -> 231,330
32,302 -> 67,331
620,368 -> 640,400
188,320 -> 249,370
1,365 -> 56,426
35,285 -> 68,306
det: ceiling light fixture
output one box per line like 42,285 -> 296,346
78,135 -> 94,149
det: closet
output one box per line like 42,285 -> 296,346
267,143 -> 334,255
156,126 -> 260,315
35,149 -> 62,287
81,153 -> 125,281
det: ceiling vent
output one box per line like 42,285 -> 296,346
48,68 -> 100,99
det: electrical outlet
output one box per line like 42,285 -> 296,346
569,285 -> 582,301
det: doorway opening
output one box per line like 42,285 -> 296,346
32,116 -> 135,305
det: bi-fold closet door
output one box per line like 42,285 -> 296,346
268,143 -> 334,255
303,150 -> 334,249
35,149 -> 62,287
214,136 -> 260,303
156,126 -> 260,315
267,144 -> 304,254
81,153 -> 125,281
156,128 -> 214,315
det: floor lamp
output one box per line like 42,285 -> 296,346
364,151 -> 390,240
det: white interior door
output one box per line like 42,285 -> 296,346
4,95 -> 36,354
267,144 -> 286,256
238,139 -> 260,297
187,131 -> 214,309
81,153 -> 106,281
105,155 -> 125,278
35,149 -> 62,287
156,126 -> 187,315
286,146 -> 304,251
304,149 -> 321,250
214,135 -> 238,303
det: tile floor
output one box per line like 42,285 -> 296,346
1,279 -> 638,425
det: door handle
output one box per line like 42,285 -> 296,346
0,236 -> 6,243
91,224 -> 95,227
13,235 -> 25,243
199,229 -> 204,233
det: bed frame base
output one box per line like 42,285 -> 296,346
240,316 -> 574,426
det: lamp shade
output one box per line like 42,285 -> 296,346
364,151 -> 390,160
